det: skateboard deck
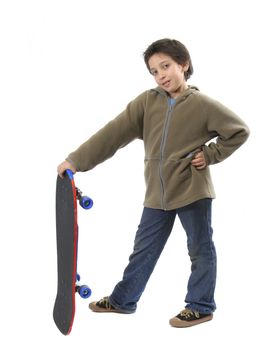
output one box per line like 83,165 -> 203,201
53,169 -> 93,335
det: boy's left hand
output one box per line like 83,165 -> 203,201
191,151 -> 207,170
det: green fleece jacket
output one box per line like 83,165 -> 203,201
67,86 -> 249,210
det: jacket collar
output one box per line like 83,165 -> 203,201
151,85 -> 199,102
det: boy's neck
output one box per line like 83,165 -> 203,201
169,82 -> 188,99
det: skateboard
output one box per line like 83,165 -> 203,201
53,169 -> 93,335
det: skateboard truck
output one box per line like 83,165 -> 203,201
76,187 -> 93,210
75,274 -> 92,299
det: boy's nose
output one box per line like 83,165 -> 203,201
158,70 -> 166,80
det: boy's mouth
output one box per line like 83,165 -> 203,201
162,80 -> 171,88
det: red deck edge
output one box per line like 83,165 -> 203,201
67,176 -> 78,335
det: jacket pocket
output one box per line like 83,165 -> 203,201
144,158 -> 160,186
166,157 -> 192,181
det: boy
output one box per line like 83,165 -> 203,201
57,38 -> 249,327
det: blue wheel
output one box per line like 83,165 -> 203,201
79,196 -> 93,210
78,285 -> 92,299
76,274 -> 80,282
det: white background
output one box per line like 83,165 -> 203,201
0,0 -> 259,348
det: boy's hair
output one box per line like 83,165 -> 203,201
143,38 -> 193,81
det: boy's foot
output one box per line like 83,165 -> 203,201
169,308 -> 213,328
89,297 -> 131,314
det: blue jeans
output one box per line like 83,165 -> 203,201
109,199 -> 217,314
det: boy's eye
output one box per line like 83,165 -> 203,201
150,63 -> 170,76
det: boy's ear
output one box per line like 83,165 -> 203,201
182,62 -> 189,72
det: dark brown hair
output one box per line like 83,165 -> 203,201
143,38 -> 193,80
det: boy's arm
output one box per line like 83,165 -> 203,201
63,93 -> 145,173
200,95 -> 250,165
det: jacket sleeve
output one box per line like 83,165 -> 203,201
66,92 -> 145,171
199,94 -> 250,165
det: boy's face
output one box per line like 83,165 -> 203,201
148,53 -> 189,98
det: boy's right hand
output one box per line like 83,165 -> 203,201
57,160 -> 77,178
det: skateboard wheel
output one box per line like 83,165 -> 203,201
79,196 -> 93,210
76,274 -> 80,282
78,285 -> 92,299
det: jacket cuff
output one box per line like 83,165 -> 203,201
202,145 -> 211,166
65,157 -> 79,172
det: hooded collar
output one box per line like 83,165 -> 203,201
151,85 -> 199,102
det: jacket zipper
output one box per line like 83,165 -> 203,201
159,98 -> 175,210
